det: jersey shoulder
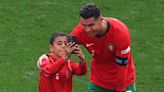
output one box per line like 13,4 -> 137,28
70,23 -> 88,44
109,18 -> 129,36
70,23 -> 85,35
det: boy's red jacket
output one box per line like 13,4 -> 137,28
37,53 -> 87,92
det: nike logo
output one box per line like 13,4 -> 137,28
86,43 -> 94,47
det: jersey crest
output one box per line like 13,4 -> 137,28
108,44 -> 115,53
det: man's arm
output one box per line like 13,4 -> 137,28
113,19 -> 131,91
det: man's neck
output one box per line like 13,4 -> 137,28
96,19 -> 108,38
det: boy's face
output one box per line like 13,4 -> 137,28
50,36 -> 68,58
80,17 -> 102,37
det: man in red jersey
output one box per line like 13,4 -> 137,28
70,3 -> 136,92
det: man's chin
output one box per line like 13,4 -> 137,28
88,34 -> 96,37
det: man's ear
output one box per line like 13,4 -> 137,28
97,16 -> 103,25
100,16 -> 103,21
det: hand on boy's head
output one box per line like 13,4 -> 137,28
38,54 -> 48,62
37,54 -> 49,68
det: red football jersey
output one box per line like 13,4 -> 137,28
37,53 -> 87,92
70,17 -> 136,91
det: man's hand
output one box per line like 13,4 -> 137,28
37,54 -> 49,69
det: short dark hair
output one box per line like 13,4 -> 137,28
80,3 -> 101,19
49,32 -> 68,45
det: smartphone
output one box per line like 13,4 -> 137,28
68,36 -> 77,44
68,36 -> 78,53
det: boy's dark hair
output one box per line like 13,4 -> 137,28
49,32 -> 68,45
80,3 -> 101,19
